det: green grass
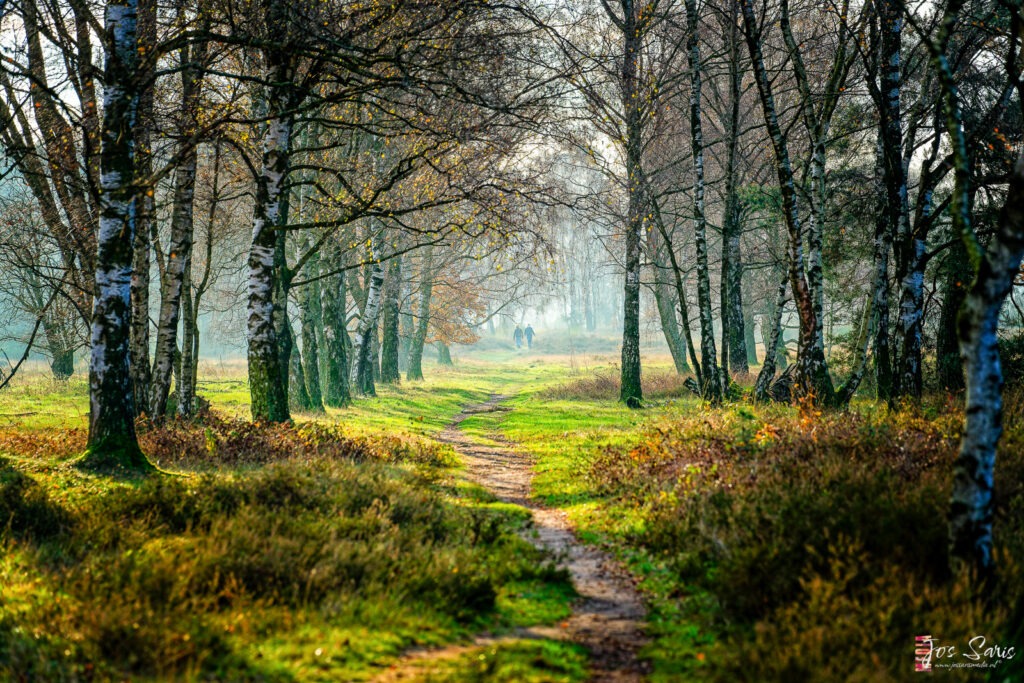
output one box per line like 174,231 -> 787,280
0,354 -> 604,681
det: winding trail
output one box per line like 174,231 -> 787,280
374,395 -> 648,682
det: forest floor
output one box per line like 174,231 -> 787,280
2,345 -> 1024,681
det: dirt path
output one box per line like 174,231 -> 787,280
374,395 -> 648,682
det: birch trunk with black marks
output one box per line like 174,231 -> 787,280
81,0 -> 149,470
754,276 -> 788,401
834,296 -> 874,405
950,151 -> 1024,575
930,3 -> 1024,570
350,242 -> 385,396
407,245 -> 434,382
878,0 -> 921,401
685,0 -> 721,402
247,54 -> 293,423
151,29 -> 207,419
619,0 -> 643,408
129,0 -> 156,410
178,249 -> 196,415
320,242 -> 350,407
288,318 -> 312,410
741,0 -> 835,405
380,253 -> 402,384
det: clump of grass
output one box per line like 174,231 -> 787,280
0,457 -> 570,680
544,369 -> 693,402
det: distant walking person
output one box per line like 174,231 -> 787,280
513,325 -> 524,349
525,324 -> 535,349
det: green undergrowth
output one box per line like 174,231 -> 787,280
0,356 -> 592,680
471,375 -> 1024,682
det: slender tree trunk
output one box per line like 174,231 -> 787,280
686,0 -> 721,402
129,0 -> 155,412
754,276 -> 788,401
723,0 -> 748,375
350,244 -> 384,396
321,241 -> 350,407
743,298 -> 759,366
407,245 -> 434,382
150,143 -> 198,419
872,134 -> 895,401
380,253 -> 402,384
300,277 -> 325,410
619,0 -> 643,408
938,239 -> 969,390
81,0 -> 149,471
178,251 -> 196,418
288,318 -> 313,410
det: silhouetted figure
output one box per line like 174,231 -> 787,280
525,324 -> 535,349
513,325 -> 524,349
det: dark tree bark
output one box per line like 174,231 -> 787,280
721,0 -> 748,376
321,241 -> 350,407
754,276 -> 788,401
129,0 -> 156,411
80,0 -> 150,471
380,253 -> 402,384
407,244 -> 434,381
437,341 -> 453,366
937,239 -> 969,391
685,0 -> 721,403
618,0 -> 643,408
300,274 -> 325,410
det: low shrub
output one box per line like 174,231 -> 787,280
587,402 -> 1024,681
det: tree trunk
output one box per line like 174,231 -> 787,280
722,0 -> 749,376
686,0 -> 722,403
872,134 -> 895,401
321,241 -> 350,407
300,278 -> 325,410
246,52 -> 292,423
437,341 -> 453,366
178,250 -> 196,418
129,0 -> 155,413
150,144 -> 198,419
754,276 -> 788,401
407,245 -> 434,381
380,254 -> 402,384
288,318 -> 313,410
938,239 -> 969,390
619,0 -> 643,408
350,244 -> 384,396
80,0 -> 150,471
